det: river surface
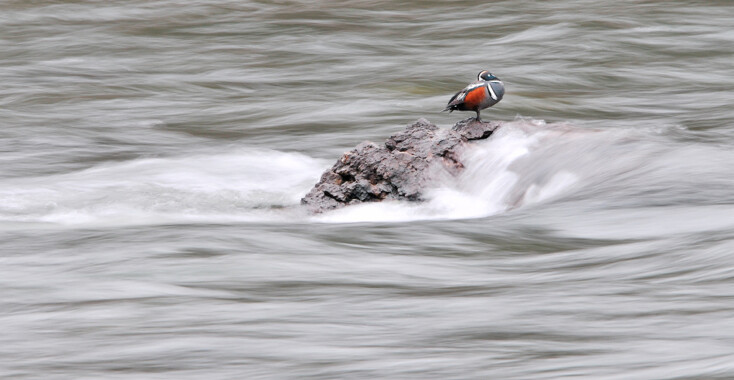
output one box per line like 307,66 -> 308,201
2,1 -> 734,379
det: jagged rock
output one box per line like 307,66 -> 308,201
301,117 -> 502,213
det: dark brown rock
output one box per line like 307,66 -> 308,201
301,117 -> 502,213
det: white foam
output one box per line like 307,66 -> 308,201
0,149 -> 325,227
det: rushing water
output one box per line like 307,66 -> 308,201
2,1 -> 734,379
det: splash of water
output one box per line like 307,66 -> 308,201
315,119 -> 581,223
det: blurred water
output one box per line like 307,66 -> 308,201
2,1 -> 734,379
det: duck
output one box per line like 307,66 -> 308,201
443,70 -> 504,122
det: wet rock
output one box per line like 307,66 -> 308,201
301,117 -> 502,213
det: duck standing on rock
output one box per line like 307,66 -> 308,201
443,70 -> 504,122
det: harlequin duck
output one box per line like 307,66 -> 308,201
443,70 -> 504,121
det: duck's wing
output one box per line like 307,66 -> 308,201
443,82 -> 485,111
442,90 -> 464,112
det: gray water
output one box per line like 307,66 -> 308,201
2,1 -> 734,379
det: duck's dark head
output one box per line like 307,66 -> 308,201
477,70 -> 499,81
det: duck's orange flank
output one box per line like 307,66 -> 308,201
463,86 -> 486,109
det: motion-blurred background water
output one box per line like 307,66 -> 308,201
2,1 -> 734,379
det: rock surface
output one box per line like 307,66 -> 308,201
301,117 -> 502,213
